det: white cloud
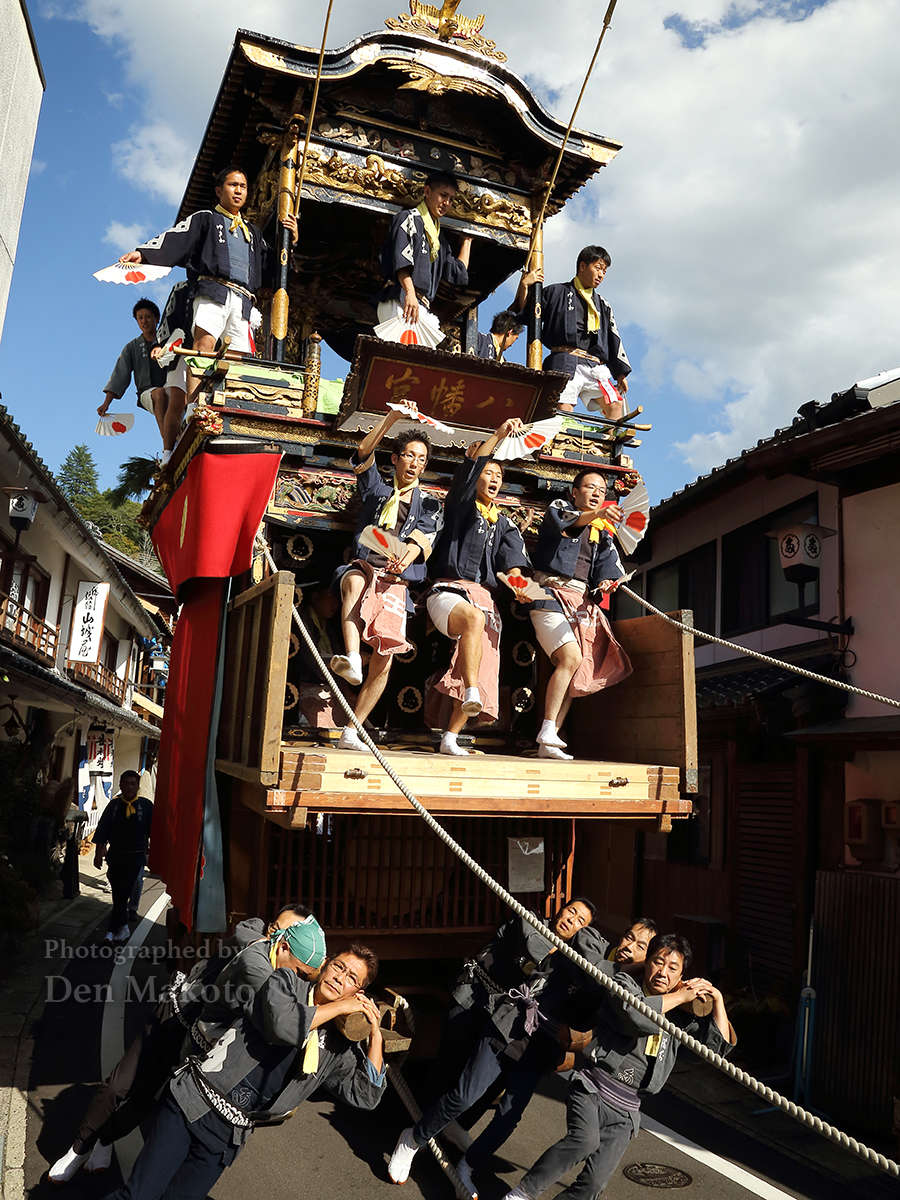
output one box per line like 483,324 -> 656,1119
53,0 -> 900,483
103,220 -> 148,252
29,159 -> 47,177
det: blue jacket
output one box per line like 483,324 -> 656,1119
344,456 -> 443,586
428,456 -> 529,590
540,282 -> 631,381
533,499 -> 623,595
378,206 -> 468,305
94,794 -> 153,857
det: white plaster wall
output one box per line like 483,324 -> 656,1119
842,481 -> 900,719
0,1 -> 44,341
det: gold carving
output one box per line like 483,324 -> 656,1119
385,61 -> 494,99
385,2 -> 507,62
303,333 -> 322,416
271,289 -> 289,339
452,183 -> 530,233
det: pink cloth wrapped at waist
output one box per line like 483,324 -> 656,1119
548,583 -> 632,698
348,560 -> 412,657
426,580 -> 501,727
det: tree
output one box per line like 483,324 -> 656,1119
57,445 -> 99,507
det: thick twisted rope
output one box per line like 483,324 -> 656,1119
261,545 -> 898,1178
616,585 -> 900,709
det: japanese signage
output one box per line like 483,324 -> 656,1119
86,727 -> 115,775
68,581 -> 110,664
363,356 -> 541,429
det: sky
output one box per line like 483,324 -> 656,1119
1,0 -> 899,504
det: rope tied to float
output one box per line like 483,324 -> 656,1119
260,541 -> 899,1179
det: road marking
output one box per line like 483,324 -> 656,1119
100,891 -> 170,1180
643,1115 -> 801,1199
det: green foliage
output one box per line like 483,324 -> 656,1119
109,455 -> 160,507
57,443 -> 99,506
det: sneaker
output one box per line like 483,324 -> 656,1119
330,652 -> 363,687
85,1141 -> 112,1173
388,1126 -> 419,1184
501,1190 -> 531,1200
103,930 -> 116,943
337,725 -> 367,752
455,1157 -> 478,1199
537,743 -> 574,761
112,925 -> 131,943
440,732 -> 469,757
48,1145 -> 89,1183
461,686 -> 482,717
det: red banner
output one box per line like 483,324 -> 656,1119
152,445 -> 282,596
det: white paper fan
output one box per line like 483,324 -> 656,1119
156,327 -> 185,368
374,306 -> 444,349
93,262 -> 173,285
386,400 -> 454,434
583,364 -> 625,414
95,413 -> 135,437
492,416 -> 564,462
358,524 -> 407,559
614,482 -> 650,555
497,572 -> 554,604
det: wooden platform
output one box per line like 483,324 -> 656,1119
219,742 -> 690,827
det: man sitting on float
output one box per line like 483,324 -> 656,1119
513,247 -> 631,418
330,406 -> 443,752
423,418 -> 530,757
529,468 -> 632,760
376,170 -> 472,329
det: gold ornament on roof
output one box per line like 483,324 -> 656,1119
385,0 -> 507,62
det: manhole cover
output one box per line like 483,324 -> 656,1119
623,1162 -> 693,1188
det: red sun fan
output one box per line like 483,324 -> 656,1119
614,482 -> 650,555
358,524 -> 407,560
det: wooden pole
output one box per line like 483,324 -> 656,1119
271,117 -> 301,363
526,196 -> 544,369
292,0 -> 336,219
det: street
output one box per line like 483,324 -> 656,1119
22,885 -> 892,1200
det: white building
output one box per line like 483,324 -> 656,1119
0,0 -> 45,341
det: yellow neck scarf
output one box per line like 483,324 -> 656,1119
215,203 -> 252,243
490,334 -> 506,364
416,201 -> 441,262
121,796 -> 137,819
476,500 -> 500,524
572,277 -> 601,333
379,475 -> 417,530
301,1030 -> 320,1074
587,515 -> 616,543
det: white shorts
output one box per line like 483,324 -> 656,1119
426,589 -> 469,638
138,387 -> 159,413
558,360 -> 624,418
193,291 -> 252,353
530,607 -> 577,657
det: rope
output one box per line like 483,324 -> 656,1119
261,544 -> 898,1178
525,0 -> 619,271
617,585 -> 900,710
292,0 -> 335,218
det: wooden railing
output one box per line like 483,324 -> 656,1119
68,658 -> 127,705
0,591 -> 59,664
216,571 -> 294,787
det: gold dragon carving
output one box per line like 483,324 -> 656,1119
385,1 -> 507,62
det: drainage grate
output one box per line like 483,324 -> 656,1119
622,1162 -> 693,1188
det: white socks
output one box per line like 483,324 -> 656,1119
330,651 -> 363,687
388,1126 -> 420,1184
440,731 -> 470,756
337,725 -> 366,752
538,743 -> 574,761
537,719 -> 567,747
461,686 -> 483,717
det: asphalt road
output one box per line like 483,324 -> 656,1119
23,892 -> 892,1200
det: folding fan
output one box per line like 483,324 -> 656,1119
492,415 -> 563,462
93,262 -> 172,285
156,327 -> 185,368
387,400 -> 454,434
613,481 -> 650,555
374,306 -> 444,348
497,572 -> 554,604
95,413 -> 135,436
359,524 -> 407,559
582,364 -> 625,414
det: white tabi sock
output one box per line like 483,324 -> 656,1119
537,719 -> 567,747
440,731 -> 470,757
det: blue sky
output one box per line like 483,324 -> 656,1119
2,0 -> 898,505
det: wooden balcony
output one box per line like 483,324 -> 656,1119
0,592 -> 58,665
216,572 -> 695,828
68,659 -> 127,705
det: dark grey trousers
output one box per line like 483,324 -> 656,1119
413,1035 -> 503,1146
518,1080 -> 634,1200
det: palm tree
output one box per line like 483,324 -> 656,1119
109,455 -> 161,507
